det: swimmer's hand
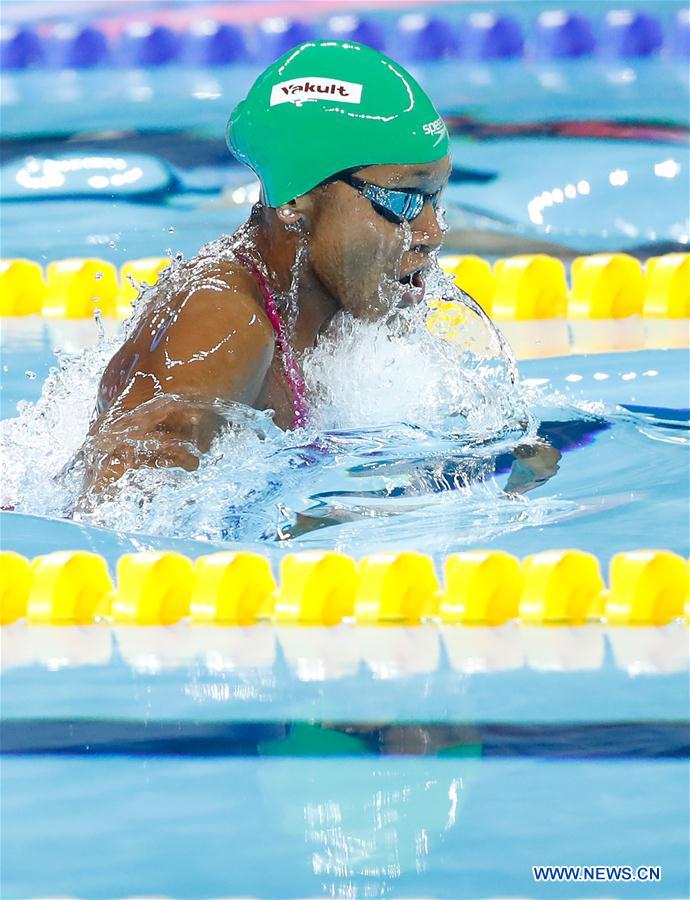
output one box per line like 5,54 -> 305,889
75,395 -> 226,509
275,505 -> 369,540
504,440 -> 561,495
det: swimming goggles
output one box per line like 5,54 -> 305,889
335,172 -> 442,225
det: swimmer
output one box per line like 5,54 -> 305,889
77,40 -> 452,499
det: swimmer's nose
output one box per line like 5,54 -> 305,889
411,199 -> 443,253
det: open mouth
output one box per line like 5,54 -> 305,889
396,269 -> 426,307
399,269 -> 425,289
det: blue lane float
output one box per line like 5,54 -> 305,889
461,13 -> 525,59
534,10 -> 596,59
44,23 -> 110,69
180,21 -> 249,66
118,22 -> 181,67
600,10 -> 664,58
254,18 -> 314,62
325,15 -> 386,52
0,25 -> 43,69
396,14 -> 461,61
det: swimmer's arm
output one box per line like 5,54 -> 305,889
77,285 -> 275,499
77,396 -> 226,499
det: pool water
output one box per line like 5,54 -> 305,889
2,6 -> 689,263
1,756 -> 687,897
2,3 -> 690,898
2,325 -> 688,897
2,315 -> 688,563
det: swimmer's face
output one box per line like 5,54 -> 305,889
303,155 -> 451,320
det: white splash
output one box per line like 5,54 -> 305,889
303,265 -> 523,436
1,248 -> 548,547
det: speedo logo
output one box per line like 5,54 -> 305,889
422,117 -> 446,137
270,77 -> 363,106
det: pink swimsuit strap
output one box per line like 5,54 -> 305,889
235,252 -> 309,429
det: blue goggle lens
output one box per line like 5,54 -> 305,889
343,175 -> 440,224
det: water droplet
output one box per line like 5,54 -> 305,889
168,226 -> 175,233
95,271 -> 103,280
25,370 -> 37,380
109,240 -> 117,249
2,365 -> 8,372
93,308 -> 105,340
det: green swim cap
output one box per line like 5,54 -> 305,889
227,40 -> 449,208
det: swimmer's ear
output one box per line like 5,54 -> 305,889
277,204 -> 300,222
277,196 -> 312,232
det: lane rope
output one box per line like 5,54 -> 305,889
2,548 -> 688,627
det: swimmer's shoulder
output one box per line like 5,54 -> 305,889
101,256 -> 276,411
131,256 -> 275,358
159,257 -> 277,391
172,256 -> 275,341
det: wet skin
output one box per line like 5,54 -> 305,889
78,157 -> 451,497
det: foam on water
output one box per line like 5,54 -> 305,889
303,266 -> 518,434
0,239 -> 578,549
